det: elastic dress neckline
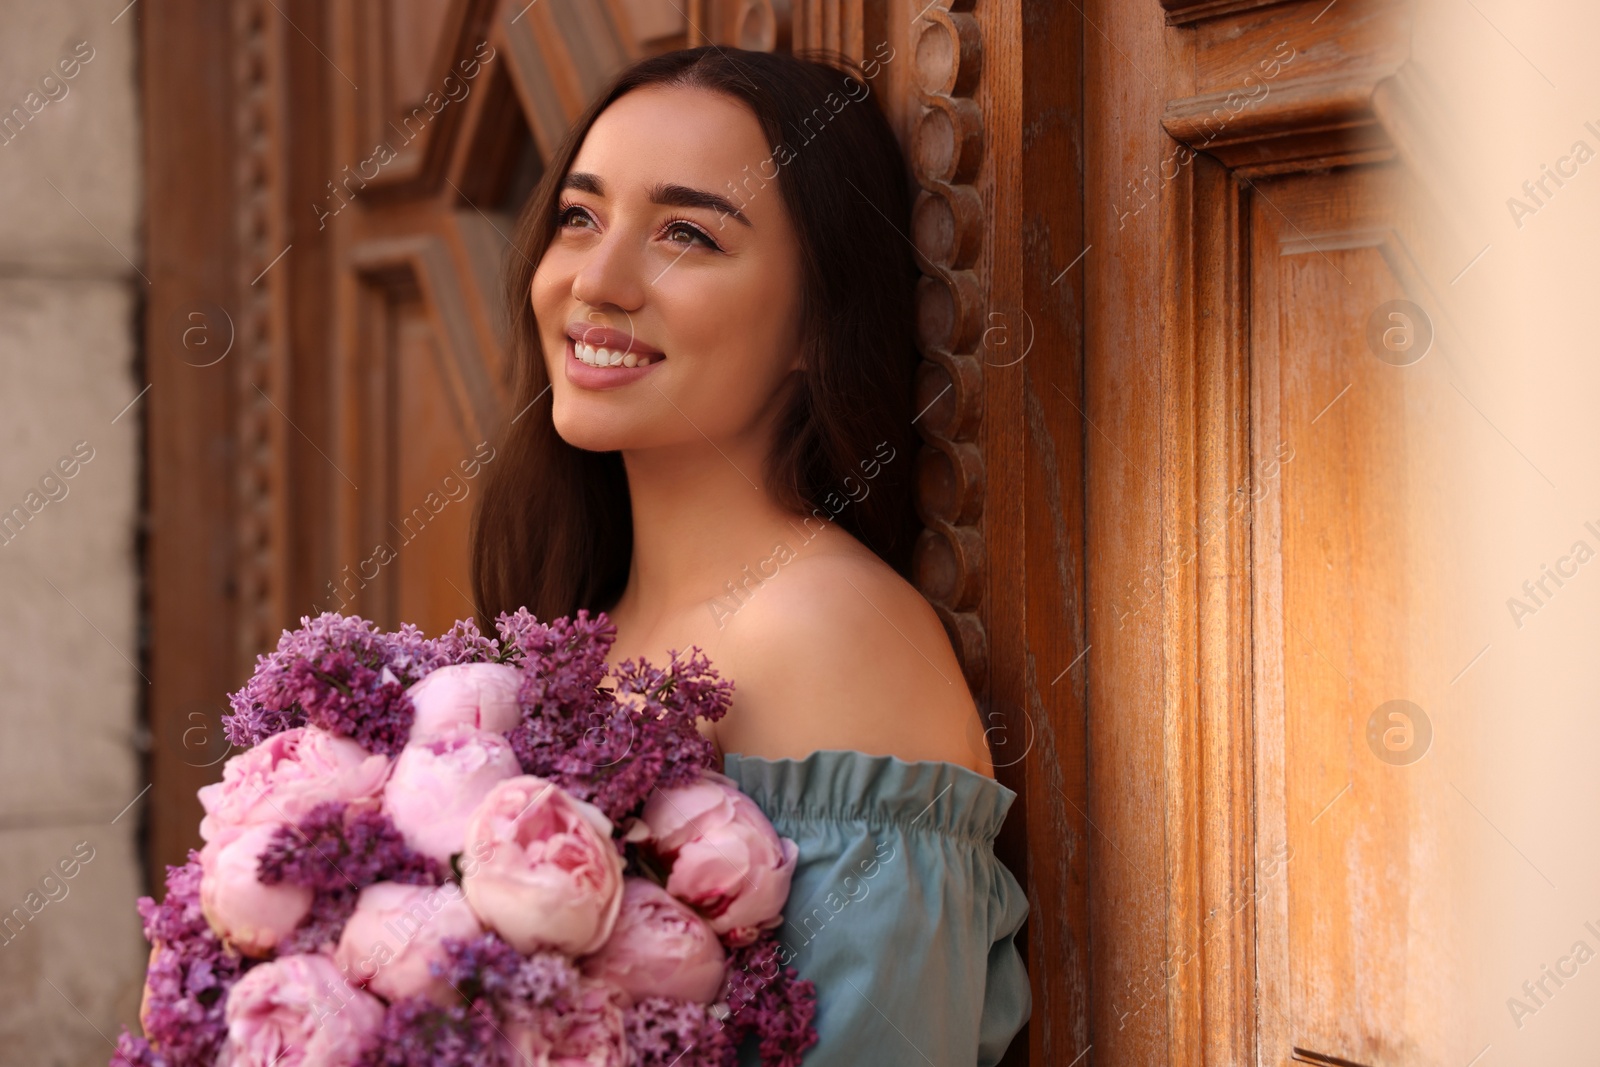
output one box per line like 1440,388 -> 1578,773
720,747 -> 1031,1067
722,748 -> 1017,845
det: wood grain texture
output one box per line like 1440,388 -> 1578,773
1251,163 -> 1470,1067
143,0 -> 247,881
1015,1 -> 1090,1062
1159,0 -> 1293,24
1162,0 -> 1410,176
1157,149 -> 1258,1067
1083,0 -> 1188,1061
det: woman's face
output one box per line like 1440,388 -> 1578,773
531,85 -> 805,457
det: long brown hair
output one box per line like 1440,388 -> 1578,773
471,45 -> 919,626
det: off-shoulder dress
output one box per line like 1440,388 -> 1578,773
722,749 -> 1031,1066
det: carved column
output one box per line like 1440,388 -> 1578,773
908,1 -> 987,688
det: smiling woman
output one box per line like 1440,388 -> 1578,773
470,46 -> 1029,1067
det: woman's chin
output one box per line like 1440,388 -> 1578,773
551,411 -> 639,454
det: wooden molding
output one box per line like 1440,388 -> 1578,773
233,0 -> 292,668
1159,150 -> 1260,1064
355,0 -> 498,196
1160,0 -> 1412,175
1160,0 -> 1295,25
348,233 -> 500,441
1162,68 -> 1400,176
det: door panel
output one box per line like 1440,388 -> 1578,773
1254,165 -> 1413,1065
1253,163 -> 1464,1067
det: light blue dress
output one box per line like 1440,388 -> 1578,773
722,749 -> 1031,1066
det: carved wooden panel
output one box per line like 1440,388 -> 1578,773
299,0 -> 680,637
233,0 -> 292,669
908,0 -> 989,689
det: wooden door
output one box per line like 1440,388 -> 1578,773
143,1 -> 1087,1063
1083,0 -> 1468,1064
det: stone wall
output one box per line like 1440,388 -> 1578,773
0,1 -> 148,1064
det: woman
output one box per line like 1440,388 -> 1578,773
472,45 -> 1029,1066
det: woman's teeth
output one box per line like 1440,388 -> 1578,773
574,341 -> 658,368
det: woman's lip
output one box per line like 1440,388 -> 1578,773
563,337 -> 664,390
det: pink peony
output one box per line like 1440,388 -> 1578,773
382,726 -> 522,863
333,880 -> 483,1004
640,771 -> 798,946
581,879 -> 725,1005
223,952 -> 385,1067
460,776 -> 624,956
198,823 -> 314,957
198,727 -> 391,843
406,662 -> 525,739
501,980 -> 627,1067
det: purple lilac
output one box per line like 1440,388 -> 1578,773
508,610 -> 617,711
221,609 -> 570,751
625,997 -> 736,1067
508,623 -> 736,824
352,996 -> 503,1067
431,932 -> 583,1024
255,801 -> 447,954
223,612 -> 506,752
282,650 -> 414,755
223,613 -> 411,749
110,854 -> 244,1067
257,801 -> 447,891
720,936 -> 819,1067
429,616 -> 502,665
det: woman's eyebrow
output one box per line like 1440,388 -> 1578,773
562,172 -> 604,196
563,171 -> 755,228
652,182 -> 751,227
561,172 -> 752,228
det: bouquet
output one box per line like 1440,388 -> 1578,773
112,609 -> 818,1067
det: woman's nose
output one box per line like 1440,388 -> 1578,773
570,228 -> 645,312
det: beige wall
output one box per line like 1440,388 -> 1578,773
0,2 -> 147,1064
1408,2 -> 1600,1060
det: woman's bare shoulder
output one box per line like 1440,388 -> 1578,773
711,540 -> 991,774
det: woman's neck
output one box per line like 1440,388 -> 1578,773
611,434 -> 804,634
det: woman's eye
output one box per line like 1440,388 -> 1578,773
557,204 -> 595,229
664,220 -> 718,250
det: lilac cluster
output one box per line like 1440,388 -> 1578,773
352,933 -> 608,1065
427,615 -> 504,665
223,613 -> 420,752
257,801 -> 445,889
352,996 -> 503,1067
720,935 -> 820,1067
256,801 -> 447,954
111,855 -> 243,1067
507,611 -> 735,823
618,934 -> 817,1067
431,932 -> 584,1024
284,650 -> 415,755
222,611 -> 564,754
624,997 -> 735,1066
